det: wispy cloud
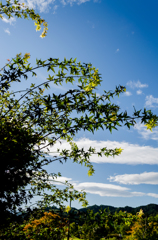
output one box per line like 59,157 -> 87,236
63,0 -> 90,5
4,28 -> 10,35
51,176 -> 158,198
127,80 -> 148,89
74,182 -> 144,197
21,0 -> 55,12
21,0 -> 93,12
115,49 -> 119,53
108,172 -> 158,185
45,138 -> 158,165
136,90 -> 142,95
32,173 -> 158,198
124,91 -> 132,96
43,176 -> 73,185
134,122 -> 158,140
53,5 -> 58,14
147,193 -> 158,198
145,95 -> 158,108
2,16 -> 16,25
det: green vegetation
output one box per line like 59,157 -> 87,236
64,238 -> 80,240
75,203 -> 158,216
1,207 -> 158,239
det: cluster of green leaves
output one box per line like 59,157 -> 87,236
0,0 -> 48,37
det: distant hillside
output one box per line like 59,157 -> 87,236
17,203 -> 158,219
78,203 -> 158,216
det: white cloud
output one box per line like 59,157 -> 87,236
20,0 -> 34,9
21,0 -> 92,11
134,122 -> 158,140
136,90 -> 142,95
115,49 -> 119,53
108,172 -> 158,185
22,0 -> 55,12
46,176 -> 73,185
2,16 -> 16,25
53,5 -> 58,14
50,177 -> 158,198
4,28 -> 10,35
60,0 -> 67,5
145,95 -> 158,108
79,0 -> 90,3
147,193 -> 158,198
73,182 -> 145,197
124,91 -> 132,96
31,172 -> 158,198
45,138 -> 158,165
127,80 -> 148,89
62,0 -> 90,5
42,175 -> 143,197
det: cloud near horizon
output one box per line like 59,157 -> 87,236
44,175 -> 158,198
44,138 -> 158,165
108,172 -> 158,185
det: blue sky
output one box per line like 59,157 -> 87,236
1,0 -> 158,209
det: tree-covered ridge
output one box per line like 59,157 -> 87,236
39,203 -> 158,216
79,203 -> 158,216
